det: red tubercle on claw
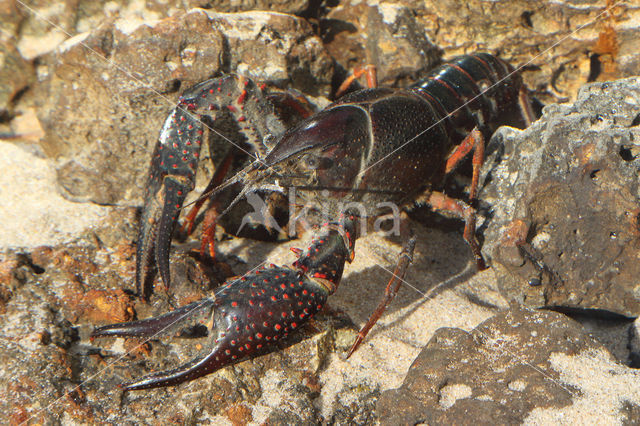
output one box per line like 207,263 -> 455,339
237,89 -> 247,104
227,105 -> 237,113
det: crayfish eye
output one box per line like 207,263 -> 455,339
303,154 -> 333,170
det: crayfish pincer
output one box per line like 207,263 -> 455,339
92,214 -> 359,391
93,52 -> 535,389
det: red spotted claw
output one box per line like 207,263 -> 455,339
92,215 -> 358,391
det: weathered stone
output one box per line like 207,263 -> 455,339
0,42 -> 33,119
36,9 -> 332,205
377,305 -> 640,424
414,0 -> 640,104
322,0 -> 441,88
481,78 -> 640,316
203,10 -> 333,95
196,0 -> 311,15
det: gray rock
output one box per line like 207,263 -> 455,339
36,9 -> 332,205
322,0 -> 441,87
377,304 -> 640,424
414,0 -> 640,105
0,42 -> 33,119
481,77 -> 640,316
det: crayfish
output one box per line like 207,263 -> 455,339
92,53 -> 534,390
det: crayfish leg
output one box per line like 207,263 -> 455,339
444,127 -> 485,202
426,191 -> 486,270
347,223 -> 416,358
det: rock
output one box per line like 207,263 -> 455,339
377,304 -> 640,424
481,78 -> 640,316
0,42 -> 33,120
199,0 -> 311,15
414,0 -> 640,104
322,0 -> 441,88
203,10 -> 333,96
36,9 -> 332,205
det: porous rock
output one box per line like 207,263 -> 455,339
414,0 -> 640,104
377,304 -> 640,424
36,9 -> 332,205
481,77 -> 640,316
322,0 -> 441,88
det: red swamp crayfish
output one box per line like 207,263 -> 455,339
91,53 -> 535,391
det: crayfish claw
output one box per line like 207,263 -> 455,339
95,216 -> 360,390
91,299 -> 216,339
154,176 -> 191,292
119,351 -> 221,391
